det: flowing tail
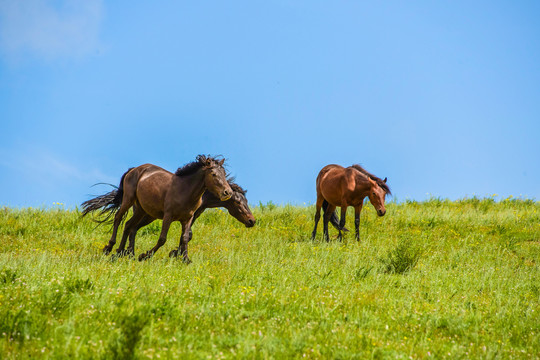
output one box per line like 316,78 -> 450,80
80,168 -> 131,224
322,200 -> 349,232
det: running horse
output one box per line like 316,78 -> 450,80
82,178 -> 255,257
312,164 -> 391,241
82,155 -> 233,263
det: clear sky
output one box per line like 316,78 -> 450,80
1,1 -> 539,208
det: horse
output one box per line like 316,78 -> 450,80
312,164 -> 390,242
81,155 -> 233,263
82,179 -> 256,257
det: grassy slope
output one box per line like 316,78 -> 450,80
0,198 -> 539,359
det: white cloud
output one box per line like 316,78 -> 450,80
0,147 -> 116,185
0,0 -> 104,61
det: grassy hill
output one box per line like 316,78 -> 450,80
0,198 -> 539,359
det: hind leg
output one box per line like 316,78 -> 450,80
103,201 -> 133,255
323,203 -> 336,242
115,205 -> 148,257
311,196 -> 324,240
102,173 -> 138,255
124,215 -> 155,257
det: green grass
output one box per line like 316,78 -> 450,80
0,198 -> 539,359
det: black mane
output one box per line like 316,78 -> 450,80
175,159 -> 204,177
224,175 -> 246,195
230,181 -> 247,195
175,154 -> 225,177
350,164 -> 391,195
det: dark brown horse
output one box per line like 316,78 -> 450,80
82,155 -> 232,263
312,164 -> 390,241
82,179 -> 256,257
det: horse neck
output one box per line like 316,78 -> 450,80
180,168 -> 208,205
193,184 -> 234,222
353,173 -> 373,197
200,190 -> 223,209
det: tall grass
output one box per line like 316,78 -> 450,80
0,198 -> 539,359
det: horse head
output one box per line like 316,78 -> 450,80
198,155 -> 233,202
367,177 -> 389,217
223,189 -> 256,227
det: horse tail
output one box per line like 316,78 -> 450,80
322,200 -> 349,232
81,168 -> 132,224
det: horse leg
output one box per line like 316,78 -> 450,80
354,204 -> 363,241
124,215 -> 155,257
337,206 -> 347,241
116,207 -> 147,257
187,206 -> 205,243
138,215 -> 173,261
169,218 -> 193,264
102,173 -> 139,255
311,197 -> 324,240
103,201 -> 134,255
323,203 -> 336,242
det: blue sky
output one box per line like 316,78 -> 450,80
1,0 -> 539,208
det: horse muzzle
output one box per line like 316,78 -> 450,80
245,218 -> 256,227
377,209 -> 386,217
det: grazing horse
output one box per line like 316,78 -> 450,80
312,164 -> 390,241
82,155 -> 232,263
82,180 -> 256,257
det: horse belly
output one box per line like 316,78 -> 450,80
319,189 -> 337,205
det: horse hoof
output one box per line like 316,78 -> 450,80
138,253 -> 147,261
169,250 -> 179,258
116,249 -> 132,258
183,257 -> 192,265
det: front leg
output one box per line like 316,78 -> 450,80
354,204 -> 363,241
170,217 -> 193,264
187,207 -> 204,242
338,206 -> 347,241
139,215 -> 172,261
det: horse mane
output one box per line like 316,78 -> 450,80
175,154 -> 225,177
175,159 -> 204,177
350,164 -> 391,195
226,176 -> 247,195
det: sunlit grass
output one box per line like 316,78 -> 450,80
0,198 -> 539,358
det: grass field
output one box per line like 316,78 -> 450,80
0,198 -> 539,359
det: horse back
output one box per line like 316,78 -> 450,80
317,165 -> 356,206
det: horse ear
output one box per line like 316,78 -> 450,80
384,177 -> 387,183
218,158 -> 225,166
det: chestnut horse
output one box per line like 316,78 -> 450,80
82,180 -> 255,257
312,164 -> 390,241
82,155 -> 232,263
